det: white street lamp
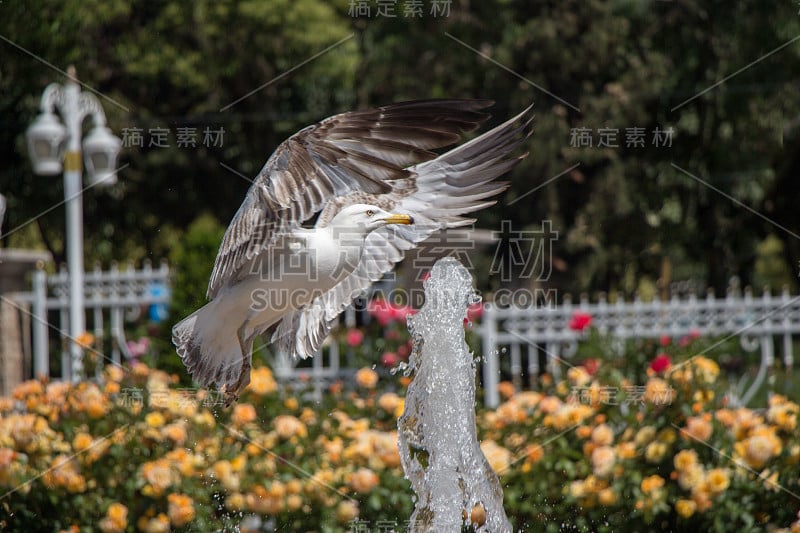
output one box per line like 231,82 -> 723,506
25,66 -> 122,381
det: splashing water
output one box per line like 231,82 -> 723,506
398,257 -> 512,532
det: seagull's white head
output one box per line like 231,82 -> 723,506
328,203 -> 414,234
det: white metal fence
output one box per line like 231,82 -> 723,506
19,262 -> 376,397
23,260 -> 171,379
18,262 -> 800,409
479,288 -> 800,407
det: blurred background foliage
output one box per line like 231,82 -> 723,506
2,0 -> 800,298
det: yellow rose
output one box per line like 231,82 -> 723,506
355,368 -> 379,389
644,378 -> 674,405
211,460 -> 240,491
641,474 -> 665,494
591,446 -> 616,478
768,397 -> 798,432
144,513 -> 170,533
225,492 -> 245,511
598,487 -> 617,506
394,398 -> 405,418
735,429 -> 782,469
231,403 -> 257,426
284,397 -> 299,410
705,468 -> 730,494
634,426 -> 656,447
692,356 -> 720,384
98,502 -> 128,533
480,440 -> 512,474
349,467 -> 379,493
644,441 -> 668,463
274,415 -> 307,440
248,366 -> 277,395
683,415 -> 713,442
677,463 -> 704,491
287,494 -> 303,511
162,422 -> 187,445
72,433 -> 93,452
526,444 -> 544,464
616,441 -> 636,460
758,469 -> 780,492
497,380 -> 516,399
674,449 -> 699,471
75,332 -> 94,350
167,493 -> 196,527
591,424 -> 614,446
567,366 -> 591,386
676,498 -> 696,518
145,412 -> 166,428
141,459 -> 178,495
335,500 -> 359,524
568,480 -> 586,498
377,392 -> 400,413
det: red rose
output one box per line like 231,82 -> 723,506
581,358 -> 599,376
568,311 -> 593,331
381,352 -> 399,367
659,335 -> 671,347
649,353 -> 671,373
346,329 -> 364,347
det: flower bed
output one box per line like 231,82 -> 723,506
1,350 -> 799,531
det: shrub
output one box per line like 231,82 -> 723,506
2,341 -> 799,531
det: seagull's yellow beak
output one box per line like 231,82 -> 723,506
382,213 -> 414,225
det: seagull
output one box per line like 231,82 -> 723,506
173,99 -> 533,404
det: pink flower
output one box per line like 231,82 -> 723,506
368,299 -> 394,326
381,352 -> 399,367
397,343 -> 411,359
346,329 -> 364,347
390,304 -> 416,322
368,299 -> 417,326
649,353 -> 671,373
126,337 -> 150,358
679,329 -> 701,347
467,302 -> 483,322
659,335 -> 671,347
568,311 -> 593,332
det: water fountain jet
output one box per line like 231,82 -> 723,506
398,257 -> 512,532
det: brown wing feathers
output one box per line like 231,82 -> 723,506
207,99 -> 493,299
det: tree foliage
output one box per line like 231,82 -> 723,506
1,0 -> 799,296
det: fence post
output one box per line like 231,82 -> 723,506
32,268 -> 49,379
782,286 -> 794,371
57,265 -> 71,381
482,303 -> 500,408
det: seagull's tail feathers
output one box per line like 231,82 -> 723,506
172,302 -> 251,405
405,103 -> 534,228
270,305 -> 330,360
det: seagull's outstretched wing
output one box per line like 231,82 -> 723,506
273,106 -> 534,358
207,100 -> 493,299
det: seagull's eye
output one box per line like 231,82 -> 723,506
365,209 -> 375,217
